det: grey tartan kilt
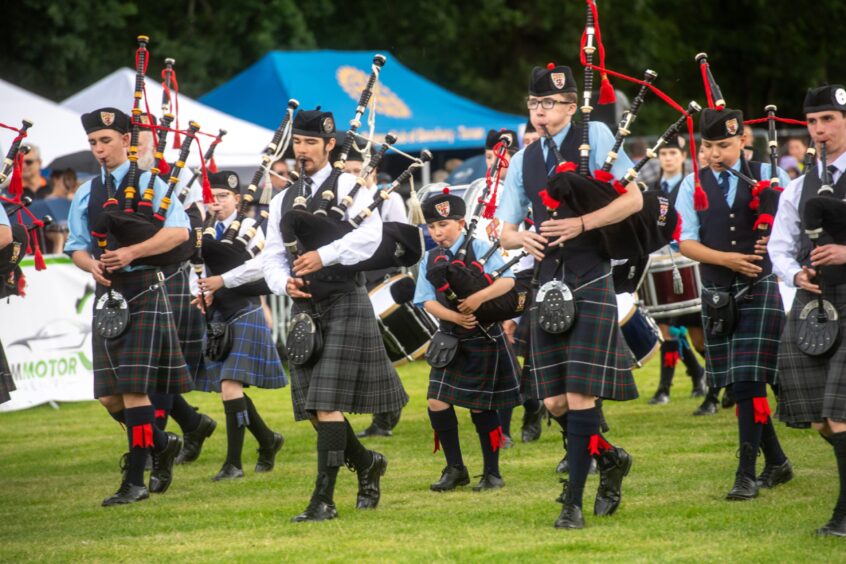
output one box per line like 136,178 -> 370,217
92,268 -> 191,398
194,305 -> 288,393
289,286 -> 409,421
164,263 -> 206,381
0,339 -> 15,405
777,285 -> 846,425
701,275 -> 784,389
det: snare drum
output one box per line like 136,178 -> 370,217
369,274 -> 437,366
616,293 -> 662,368
641,251 -> 702,320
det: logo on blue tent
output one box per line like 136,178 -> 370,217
337,66 -> 412,119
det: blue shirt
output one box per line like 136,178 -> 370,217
64,160 -> 190,255
0,204 -> 9,227
413,233 -> 514,308
660,173 -> 682,192
496,121 -> 634,225
675,161 -> 790,242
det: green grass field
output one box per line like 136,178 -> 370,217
1,358 -> 842,562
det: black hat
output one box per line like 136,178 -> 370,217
207,170 -> 240,193
422,188 -> 466,223
292,107 -> 336,138
485,129 -> 518,150
528,64 -> 577,96
81,107 -> 130,135
658,133 -> 687,152
803,85 -> 846,114
699,108 -> 744,141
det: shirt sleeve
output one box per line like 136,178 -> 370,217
0,205 -> 9,227
316,174 -> 384,267
222,218 -> 266,287
413,251 -> 436,308
590,121 -> 633,180
495,149 -> 531,226
381,192 -> 408,223
147,172 -> 191,229
262,192 -> 292,296
675,173 -> 701,242
64,183 -> 93,255
768,175 -> 804,286
477,239 -> 514,278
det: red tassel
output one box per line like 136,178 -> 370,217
209,157 -> 218,174
8,152 -> 24,198
663,351 -> 680,367
555,161 -> 577,174
154,409 -> 166,419
131,423 -> 154,448
598,74 -> 616,104
34,246 -> 45,271
700,62 -> 716,110
202,173 -> 213,204
672,213 -> 682,242
593,169 -> 614,184
539,189 -> 560,210
693,182 -> 709,211
433,431 -> 440,453
749,197 -> 760,211
158,157 -> 171,176
612,180 -> 627,195
753,213 -> 775,231
752,179 -> 770,197
752,397 -> 771,425
489,426 -> 505,452
588,434 -> 611,456
16,272 -> 26,297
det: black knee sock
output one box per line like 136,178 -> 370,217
830,432 -> 846,518
523,398 -> 541,414
170,395 -> 202,433
566,407 -> 601,508
471,410 -> 503,478
108,409 -> 125,426
552,412 -> 568,452
498,407 -> 513,437
124,406 -> 155,487
735,399 -> 763,479
760,417 -> 787,466
316,421 -> 347,504
705,386 -> 720,404
343,419 -> 373,470
659,340 -> 679,393
223,397 -> 248,469
149,393 -> 173,431
429,406 -> 464,468
680,339 -> 703,378
242,394 -> 274,447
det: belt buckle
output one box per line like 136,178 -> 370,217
156,270 -> 165,282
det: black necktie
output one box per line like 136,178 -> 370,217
718,171 -> 731,201
304,176 -> 315,204
827,164 -> 838,184
661,180 -> 669,193
544,139 -> 558,177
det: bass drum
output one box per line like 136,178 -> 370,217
369,273 -> 438,367
616,292 -> 662,368
641,248 -> 702,320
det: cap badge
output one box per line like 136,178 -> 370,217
322,117 -> 335,134
550,72 -> 566,90
836,88 -> 846,106
100,112 -> 115,126
725,118 -> 739,136
227,174 -> 238,189
435,201 -> 451,218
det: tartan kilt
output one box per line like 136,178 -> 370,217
290,286 -> 409,421
701,275 -> 784,389
164,263 -> 206,381
524,270 -> 637,401
92,268 -> 192,398
514,314 -> 531,359
776,285 -> 846,425
195,305 -> 288,392
428,323 -> 522,411
0,339 -> 14,405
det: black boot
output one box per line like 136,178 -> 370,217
175,413 -> 217,465
521,402 -> 545,443
355,451 -> 388,509
756,459 -> 794,489
693,387 -> 720,416
554,481 -> 585,529
726,443 -> 759,501
357,412 -> 394,438
149,432 -> 182,494
594,445 -> 633,516
255,432 -> 285,473
650,341 -> 678,405
679,341 -> 706,397
292,473 -> 339,522
430,465 -> 470,491
293,421 -> 345,522
721,387 -> 736,409
101,481 -> 149,507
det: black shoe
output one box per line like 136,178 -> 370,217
502,434 -> 514,449
356,451 -> 387,509
648,390 -> 670,405
721,388 -> 736,409
690,367 -> 707,398
255,432 -> 284,473
149,432 -> 182,494
556,455 -> 597,475
102,481 -> 149,507
756,459 -> 794,489
521,406 -> 545,443
356,424 -> 393,438
817,514 -> 846,537
594,447 -> 633,516
430,465 -> 470,492
175,414 -> 217,465
472,473 -> 505,492
555,484 -> 585,529
726,474 -> 758,501
292,472 -> 338,522
212,462 -> 245,482
693,400 -> 718,416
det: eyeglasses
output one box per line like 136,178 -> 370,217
212,192 -> 233,201
24,159 -> 39,165
526,98 -> 573,110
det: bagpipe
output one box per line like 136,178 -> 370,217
179,128 -> 227,204
424,134 -> 532,325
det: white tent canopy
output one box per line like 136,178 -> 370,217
0,79 -> 91,165
61,68 -> 275,167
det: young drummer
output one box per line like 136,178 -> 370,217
194,171 -> 287,481
675,107 -> 793,501
414,189 -> 522,492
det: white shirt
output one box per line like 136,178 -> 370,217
370,188 -> 407,224
769,151 -> 846,287
263,162 -> 384,297
189,209 -> 265,295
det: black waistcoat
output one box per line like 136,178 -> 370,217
798,165 -> 846,286
522,122 -> 604,279
696,159 -> 769,286
87,172 -> 130,255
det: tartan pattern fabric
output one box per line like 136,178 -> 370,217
0,339 -> 14,405
514,314 -> 531,359
701,275 -> 784,389
92,269 -> 191,398
524,271 -> 638,401
777,285 -> 846,425
164,264 -> 206,381
289,286 -> 409,421
195,305 -> 288,392
427,323 -> 522,411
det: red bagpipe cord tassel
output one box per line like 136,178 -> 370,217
28,220 -> 46,271
539,189 -> 560,210
588,434 -> 611,456
585,0 -> 615,104
8,151 -> 24,198
753,213 -> 775,231
433,431 -> 441,453
158,157 -> 171,176
16,272 -> 26,297
693,181 -> 709,212
209,156 -> 218,174
154,409 -> 166,419
131,423 -> 154,448
752,397 -> 772,424
663,351 -> 680,368
672,213 -> 683,242
555,161 -> 577,174
489,426 -> 505,452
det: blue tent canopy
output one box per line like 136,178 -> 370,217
200,50 -> 525,152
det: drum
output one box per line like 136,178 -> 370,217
641,251 -> 702,320
616,292 -> 662,368
369,274 -> 437,366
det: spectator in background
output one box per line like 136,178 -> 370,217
741,128 -> 756,161
783,136 -> 808,172
629,138 -> 660,185
779,155 -> 801,180
21,144 -> 50,200
47,168 -> 78,200
270,159 -> 290,196
444,158 -> 464,174
522,119 -> 540,147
